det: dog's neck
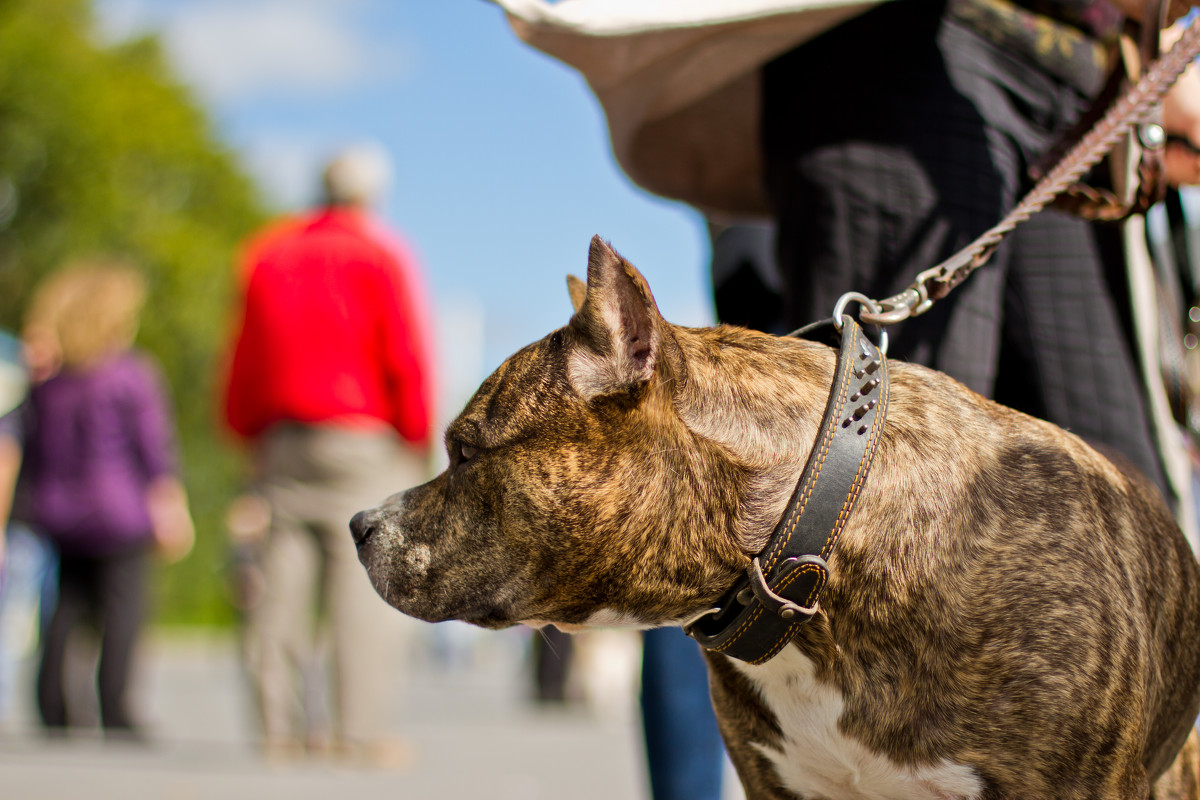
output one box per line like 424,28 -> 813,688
672,325 -> 838,554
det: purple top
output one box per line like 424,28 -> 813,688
15,351 -> 178,556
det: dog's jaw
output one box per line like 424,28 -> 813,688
523,608 -> 712,633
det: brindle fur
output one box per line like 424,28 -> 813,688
353,236 -> 1200,799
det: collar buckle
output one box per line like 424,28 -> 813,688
745,555 -> 827,621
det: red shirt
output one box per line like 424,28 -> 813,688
223,208 -> 433,446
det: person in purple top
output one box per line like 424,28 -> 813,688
10,260 -> 193,737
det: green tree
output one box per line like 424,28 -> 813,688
0,0 -> 268,624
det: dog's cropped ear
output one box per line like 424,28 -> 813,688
567,235 -> 669,401
566,274 -> 587,313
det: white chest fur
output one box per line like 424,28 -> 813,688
732,647 -> 983,800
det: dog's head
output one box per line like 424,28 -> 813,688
352,236 -> 756,631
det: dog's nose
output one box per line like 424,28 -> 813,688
349,510 -> 376,548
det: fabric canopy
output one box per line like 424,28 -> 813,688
491,0 -> 889,218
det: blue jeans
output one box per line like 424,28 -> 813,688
640,627 -> 725,800
0,524 -> 55,721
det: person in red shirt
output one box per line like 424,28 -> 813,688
222,144 -> 433,766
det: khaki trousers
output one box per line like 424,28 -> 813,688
245,424 -> 425,747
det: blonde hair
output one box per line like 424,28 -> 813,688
24,259 -> 147,369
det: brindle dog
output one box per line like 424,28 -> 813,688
352,236 -> 1200,800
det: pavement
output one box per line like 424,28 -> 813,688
0,623 -> 739,800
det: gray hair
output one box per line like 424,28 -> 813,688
322,143 -> 393,207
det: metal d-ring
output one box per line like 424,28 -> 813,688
831,292 -> 889,357
746,558 -> 818,621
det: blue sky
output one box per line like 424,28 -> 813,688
93,0 -> 714,419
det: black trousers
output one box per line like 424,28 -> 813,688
37,545 -> 148,731
762,0 -> 1166,492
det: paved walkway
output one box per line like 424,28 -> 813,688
0,624 -> 692,800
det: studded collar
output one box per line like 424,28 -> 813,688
686,316 -> 889,665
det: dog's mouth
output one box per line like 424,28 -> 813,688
460,610 -> 519,630
360,555 -> 525,630
404,599 -> 523,630
367,586 -> 520,629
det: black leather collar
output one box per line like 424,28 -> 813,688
686,316 -> 889,665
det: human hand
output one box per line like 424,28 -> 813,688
1167,0 -> 1194,26
1110,0 -> 1195,25
1165,135 -> 1200,185
1161,27 -> 1200,187
147,476 -> 195,564
225,492 -> 270,545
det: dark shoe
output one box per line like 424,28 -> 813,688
104,724 -> 150,745
42,724 -> 69,740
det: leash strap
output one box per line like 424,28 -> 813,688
1030,0 -> 1170,222
861,18 -> 1200,327
686,317 -> 889,664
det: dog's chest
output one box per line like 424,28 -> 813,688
733,647 -> 983,800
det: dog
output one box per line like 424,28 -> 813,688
352,236 -> 1200,799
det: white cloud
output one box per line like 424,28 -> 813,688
93,0 -> 412,103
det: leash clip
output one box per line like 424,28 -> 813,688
832,292 -> 889,357
743,556 -> 824,621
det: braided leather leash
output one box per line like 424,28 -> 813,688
860,19 -> 1200,328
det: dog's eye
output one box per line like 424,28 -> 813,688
451,440 -> 480,468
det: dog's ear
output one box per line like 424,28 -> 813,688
567,235 -> 668,401
566,274 -> 587,313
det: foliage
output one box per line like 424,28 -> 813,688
0,0 -> 268,624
